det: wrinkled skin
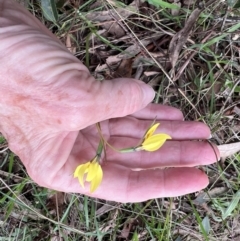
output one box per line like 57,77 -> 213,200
0,0 -> 219,202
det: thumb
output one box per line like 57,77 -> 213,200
91,78 -> 155,122
62,77 -> 155,130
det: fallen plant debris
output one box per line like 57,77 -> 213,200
169,0 -> 219,69
218,142 -> 240,160
1,0 -> 240,240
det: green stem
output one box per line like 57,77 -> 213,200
96,140 -> 104,157
119,147 -> 137,153
96,122 -> 122,153
96,122 -> 139,153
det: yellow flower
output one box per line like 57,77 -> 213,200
137,123 -> 172,152
74,157 -> 103,193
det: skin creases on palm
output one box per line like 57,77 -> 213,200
0,0 -> 104,188
0,0 -> 220,202
0,0 -> 155,199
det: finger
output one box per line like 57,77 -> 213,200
109,117 -> 211,140
67,165 -> 209,202
1,3 -> 155,131
61,78 -> 155,130
92,78 -> 155,121
130,103 -> 184,120
107,138 -> 220,169
118,167 -> 209,202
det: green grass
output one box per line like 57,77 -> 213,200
1,0 -> 240,240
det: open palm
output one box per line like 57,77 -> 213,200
0,0 -> 219,202
20,103 -> 218,202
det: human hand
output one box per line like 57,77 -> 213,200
0,0 -> 219,202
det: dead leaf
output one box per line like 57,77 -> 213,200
168,7 -> 202,68
65,34 -> 76,54
163,200 -> 176,209
99,209 -> 119,233
117,37 -> 162,59
96,201 -> 118,217
194,187 -> 228,205
233,106 -> 240,116
169,0 -> 216,68
105,55 -> 121,65
46,191 -> 65,216
112,58 -> 133,78
121,218 -> 136,239
204,81 -> 223,101
144,71 -> 160,77
85,1 -> 137,38
171,0 -> 181,16
218,142 -> 240,160
95,34 -> 161,72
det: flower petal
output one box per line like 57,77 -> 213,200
86,160 -> 99,182
142,134 -> 171,151
144,123 -> 160,140
90,165 -> 103,193
74,162 -> 89,178
75,162 -> 90,188
73,165 -> 82,178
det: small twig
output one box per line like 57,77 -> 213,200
0,170 -> 24,180
95,123 -> 121,153
134,62 -> 143,79
173,30 -> 215,81
214,16 -> 240,23
105,0 -> 210,121
0,146 -> 8,153
215,5 -> 229,52
104,2 -> 147,58
0,177 -> 85,234
173,229 -> 204,241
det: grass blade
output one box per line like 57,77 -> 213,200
148,0 -> 180,9
222,190 -> 240,220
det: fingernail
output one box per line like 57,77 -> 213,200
208,134 -> 213,139
140,84 -> 155,103
131,79 -> 155,104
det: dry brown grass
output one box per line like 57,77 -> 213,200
1,0 -> 240,240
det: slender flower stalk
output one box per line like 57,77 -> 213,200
74,141 -> 103,193
74,122 -> 171,192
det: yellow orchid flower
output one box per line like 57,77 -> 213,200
74,157 -> 103,193
74,140 -> 104,193
120,122 -> 172,153
136,123 -> 172,152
